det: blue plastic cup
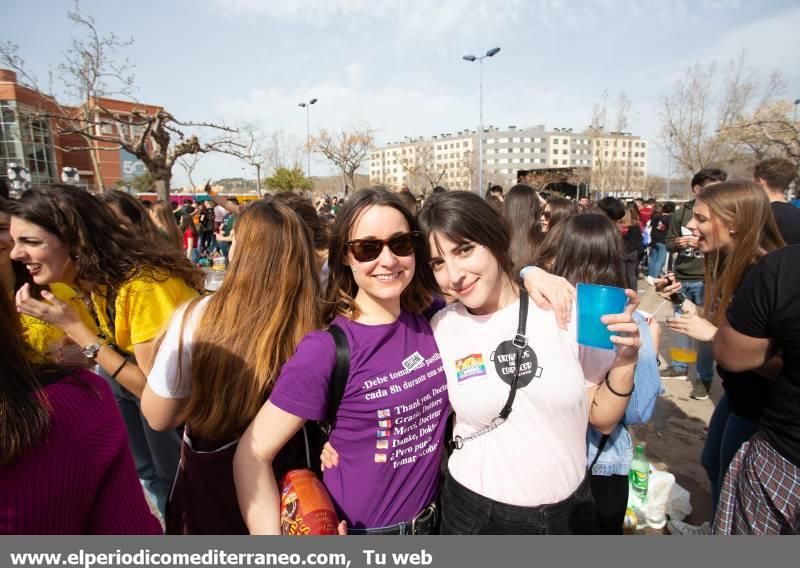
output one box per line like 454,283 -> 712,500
577,283 -> 628,350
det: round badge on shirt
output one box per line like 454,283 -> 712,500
492,340 -> 538,388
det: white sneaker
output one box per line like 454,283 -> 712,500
646,276 -> 655,286
666,519 -> 711,535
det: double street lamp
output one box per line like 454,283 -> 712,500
298,98 -> 318,178
462,46 -> 501,198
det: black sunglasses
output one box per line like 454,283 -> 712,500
346,232 -> 420,262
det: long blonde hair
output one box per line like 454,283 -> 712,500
699,181 -> 784,325
178,198 -> 321,440
149,201 -> 183,250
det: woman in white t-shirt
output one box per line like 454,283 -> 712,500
141,198 -> 321,534
417,191 -> 641,534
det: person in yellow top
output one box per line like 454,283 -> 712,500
20,282 -> 97,363
7,184 -> 203,517
2,194 -> 91,364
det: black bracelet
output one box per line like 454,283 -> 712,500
604,374 -> 635,397
110,359 -> 128,379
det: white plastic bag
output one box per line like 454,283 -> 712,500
645,470 -> 692,528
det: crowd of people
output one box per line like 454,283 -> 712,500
1,155 -> 799,535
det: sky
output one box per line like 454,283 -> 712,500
5,0 -> 800,188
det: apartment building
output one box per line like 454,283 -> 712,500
369,124 -> 647,194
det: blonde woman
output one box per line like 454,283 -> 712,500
655,181 -> 784,534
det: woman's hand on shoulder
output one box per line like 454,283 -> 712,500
320,441 -> 340,471
521,267 -> 575,330
601,289 -> 641,361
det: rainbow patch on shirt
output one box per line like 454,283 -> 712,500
455,353 -> 487,382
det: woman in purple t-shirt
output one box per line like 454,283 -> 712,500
234,188 -> 449,534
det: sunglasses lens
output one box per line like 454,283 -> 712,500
352,240 -> 382,262
388,234 -> 416,257
348,233 -> 417,262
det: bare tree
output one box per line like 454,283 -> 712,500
1,2 -> 134,189
659,52 -> 785,176
586,90 -> 637,193
718,100 -> 800,169
311,127 -> 374,196
1,3 -> 242,199
236,122 -> 269,195
264,129 -> 304,173
176,152 -> 202,195
398,143 -> 447,192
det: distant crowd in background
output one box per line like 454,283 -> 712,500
2,155 -> 799,536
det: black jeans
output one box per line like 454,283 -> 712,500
440,470 -> 596,534
589,473 -> 628,534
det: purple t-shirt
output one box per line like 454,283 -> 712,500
269,311 -> 449,529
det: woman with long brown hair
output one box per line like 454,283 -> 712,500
142,198 -> 320,533
502,184 -> 544,269
655,181 -> 785,534
541,197 -> 577,233
234,187 -> 449,535
9,184 -> 202,518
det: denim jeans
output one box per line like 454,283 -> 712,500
440,471 -> 596,534
99,366 -> 181,516
672,280 -> 713,383
648,243 -> 667,278
700,394 -> 759,515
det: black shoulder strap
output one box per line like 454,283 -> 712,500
322,324 -> 350,432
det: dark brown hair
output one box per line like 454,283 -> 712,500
545,197 -> 578,232
753,158 -> 797,191
273,191 -> 328,250
7,185 -> 204,292
0,278 -> 71,465
418,190 -> 514,289
324,187 -> 432,322
502,184 -> 543,269
98,190 -> 162,242
547,213 -> 626,287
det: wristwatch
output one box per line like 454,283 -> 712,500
81,341 -> 103,360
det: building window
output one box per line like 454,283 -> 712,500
553,138 -> 559,144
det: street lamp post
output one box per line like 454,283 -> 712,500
298,98 -> 318,178
463,47 -> 501,198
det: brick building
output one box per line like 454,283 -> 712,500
0,69 -> 160,191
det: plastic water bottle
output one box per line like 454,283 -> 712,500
628,443 -> 649,515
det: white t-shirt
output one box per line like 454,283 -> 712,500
147,296 -> 210,399
431,297 -> 615,507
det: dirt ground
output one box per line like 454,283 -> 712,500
629,278 -> 718,531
